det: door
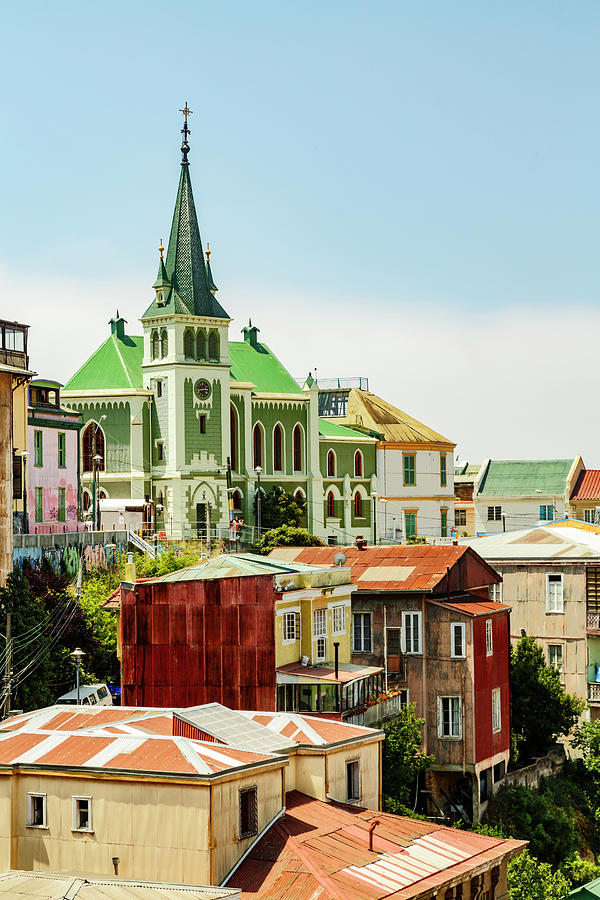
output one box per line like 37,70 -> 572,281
387,628 -> 401,674
196,502 -> 208,539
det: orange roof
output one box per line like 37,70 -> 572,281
269,545 -> 472,592
436,599 -> 509,617
571,469 -> 600,501
226,791 -> 525,899
276,661 -> 383,684
244,713 -> 377,747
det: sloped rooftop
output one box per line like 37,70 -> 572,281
229,340 -> 302,394
339,389 -> 455,445
0,871 -> 239,899
463,521 -> 600,560
64,333 -> 145,392
477,459 -> 576,498
571,469 -> 600,502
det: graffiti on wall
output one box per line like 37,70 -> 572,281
13,542 -> 127,576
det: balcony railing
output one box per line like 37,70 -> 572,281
588,683 -> 600,702
345,692 -> 404,726
587,612 -> 600,630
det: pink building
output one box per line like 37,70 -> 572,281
26,379 -> 84,534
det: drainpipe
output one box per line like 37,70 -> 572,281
334,641 -> 339,681
446,566 -> 451,604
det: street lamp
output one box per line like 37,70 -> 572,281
18,450 -> 29,535
380,498 -> 388,541
371,491 -> 378,545
71,648 -> 85,705
93,454 -> 103,531
255,466 -> 262,537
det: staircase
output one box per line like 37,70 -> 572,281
128,530 -> 156,558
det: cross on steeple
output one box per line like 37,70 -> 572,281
179,102 -> 193,165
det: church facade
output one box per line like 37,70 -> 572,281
62,123 -> 378,542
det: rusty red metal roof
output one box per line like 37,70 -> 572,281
276,661 -> 383,684
436,599 -> 509,617
269,546 -> 476,593
226,791 -> 525,899
571,469 -> 600,501
244,713 -> 375,746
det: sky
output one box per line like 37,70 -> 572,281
2,1 -> 600,465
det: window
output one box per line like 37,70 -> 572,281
455,509 -> 467,527
488,506 -> 502,521
239,787 -> 258,839
353,612 -> 372,652
440,509 -> 448,538
156,380 -> 162,398
34,430 -> 43,467
486,619 -> 493,655
354,492 -> 363,518
184,329 -> 194,358
72,796 -> 92,831
585,508 -> 600,524
160,329 -> 168,358
273,424 -> 283,472
332,605 -> 345,634
82,490 -> 91,513
546,573 -> 564,613
451,622 -> 465,658
548,643 -> 563,674
200,415 -> 206,435
27,793 -> 46,827
151,330 -> 160,359
539,504 -> 554,521
232,490 -> 242,510
35,487 -> 43,523
157,442 -> 164,461
316,637 -> 326,661
346,760 -> 360,802
480,768 -> 491,803
492,688 -> 501,733
197,331 -> 206,359
57,432 -> 66,468
489,583 -> 502,602
440,453 -> 447,487
494,760 -> 506,782
82,423 -> 104,473
327,450 -> 335,477
230,405 -> 237,471
354,450 -> 363,477
58,487 -> 66,523
439,696 -> 462,738
313,608 -> 327,637
404,511 -> 417,539
402,611 -> 422,654
293,425 -> 302,472
208,331 -> 219,360
294,489 -> 305,506
326,491 -> 335,518
403,454 -> 416,486
253,424 -> 262,469
283,611 -> 298,643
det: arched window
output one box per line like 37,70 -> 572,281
295,490 -> 304,505
253,424 -> 262,469
197,330 -> 206,359
82,490 -> 91,512
184,330 -> 194,358
160,329 -> 168,358
354,492 -> 363,517
230,404 -> 237,471
82,423 -> 105,473
232,490 -> 242,510
273,424 -> 283,472
293,425 -> 302,472
327,491 -> 335,518
354,450 -> 363,477
99,489 -> 107,501
327,450 -> 335,477
151,331 -> 160,360
208,331 -> 219,360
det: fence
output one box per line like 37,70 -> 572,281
346,692 -> 403,726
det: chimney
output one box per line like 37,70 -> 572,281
368,819 -> 380,851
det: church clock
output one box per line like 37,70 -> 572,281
194,378 -> 212,400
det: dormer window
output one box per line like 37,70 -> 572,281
156,291 -> 165,307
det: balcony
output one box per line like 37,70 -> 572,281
588,683 -> 600,703
345,690 -> 406,726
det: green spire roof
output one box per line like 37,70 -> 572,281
164,164 -> 229,319
206,256 -> 218,294
152,255 -> 171,289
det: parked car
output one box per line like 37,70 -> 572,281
56,683 -> 113,707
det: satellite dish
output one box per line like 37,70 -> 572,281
333,552 -> 347,568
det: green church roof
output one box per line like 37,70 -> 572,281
229,341 -> 302,394
318,418 -> 375,441
477,459 -> 576,497
64,333 -> 144,392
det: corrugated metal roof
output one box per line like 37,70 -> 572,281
226,791 -> 525,899
276,661 -> 383,684
477,458 -> 575,498
571,469 -> 600,501
340,390 -> 455,446
0,870 -> 240,898
463,522 -> 600,560
240,713 -> 375,746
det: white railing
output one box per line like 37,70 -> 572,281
588,612 -> 600,630
346,692 -> 403,726
128,530 -> 156,558
588,683 -> 600,702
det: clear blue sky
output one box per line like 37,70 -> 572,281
2,1 -> 600,463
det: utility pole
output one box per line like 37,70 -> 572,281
2,612 -> 12,719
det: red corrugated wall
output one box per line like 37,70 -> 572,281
473,611 -> 511,764
121,574 -> 277,709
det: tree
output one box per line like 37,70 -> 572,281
256,487 -> 306,530
507,850 -> 570,900
511,636 -> 584,760
573,720 -> 600,776
254,526 -> 325,556
381,703 -> 434,813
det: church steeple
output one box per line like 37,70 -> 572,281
205,244 -> 218,295
164,104 -> 229,319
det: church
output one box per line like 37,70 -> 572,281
62,112 -> 380,543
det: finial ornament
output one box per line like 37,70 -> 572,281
179,102 -> 193,166
206,242 -> 211,262
159,239 -> 164,260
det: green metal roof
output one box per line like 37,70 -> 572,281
64,333 -> 144,392
318,418 -> 375,441
229,341 -> 302,394
141,287 -> 190,320
570,875 -> 600,897
150,553 -> 339,583
477,459 -> 575,497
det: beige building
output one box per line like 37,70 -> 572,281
465,520 -> 600,716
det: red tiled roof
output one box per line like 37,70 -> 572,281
571,469 -> 600,501
226,791 -> 526,899
269,546 -> 472,592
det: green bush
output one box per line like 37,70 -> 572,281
507,850 -> 570,900
254,526 -> 324,555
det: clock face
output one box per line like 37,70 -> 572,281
194,378 -> 211,400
